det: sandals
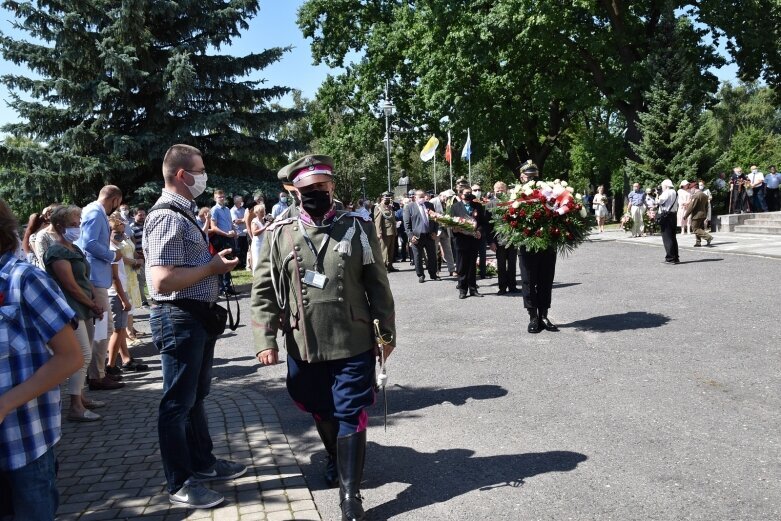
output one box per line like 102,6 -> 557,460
121,359 -> 149,372
67,409 -> 102,422
83,399 -> 106,410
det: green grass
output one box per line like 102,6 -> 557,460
230,268 -> 254,289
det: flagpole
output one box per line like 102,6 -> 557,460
468,156 -> 472,186
433,151 -> 437,194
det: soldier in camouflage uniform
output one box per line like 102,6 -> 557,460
251,155 -> 396,521
373,191 -> 398,272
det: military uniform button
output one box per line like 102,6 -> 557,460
303,298 -> 309,305
301,289 -> 308,295
338,297 -> 344,302
293,226 -> 299,231
294,245 -> 301,251
296,256 -> 303,262
337,274 -> 343,279
338,284 -> 344,291
338,263 -> 344,268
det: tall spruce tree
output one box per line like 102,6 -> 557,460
0,0 -> 297,210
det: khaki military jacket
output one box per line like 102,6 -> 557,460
251,211 -> 396,363
683,191 -> 709,221
373,203 -> 397,238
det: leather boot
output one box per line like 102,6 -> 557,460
337,430 -> 367,521
527,309 -> 541,334
538,309 -> 559,332
315,418 -> 339,488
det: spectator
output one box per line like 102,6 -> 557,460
118,203 -> 133,228
21,209 -> 46,263
627,182 -> 646,237
243,191 -> 265,269
209,189 -> 237,295
764,166 -> 780,212
645,188 -> 658,235
677,181 -> 692,234
43,205 -> 106,422
129,208 -> 148,307
196,207 -> 213,236
78,186 -> 126,391
748,165 -> 767,212
32,204 -> 62,269
658,179 -> 680,264
592,185 -> 609,233
697,179 -> 713,225
432,190 -> 456,276
271,191 -> 289,219
250,203 -> 269,272
230,195 -> 248,269
0,197 -> 84,521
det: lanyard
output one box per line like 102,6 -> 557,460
298,220 -> 332,273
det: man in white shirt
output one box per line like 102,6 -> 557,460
271,192 -> 289,219
230,196 -> 248,269
749,165 -> 768,212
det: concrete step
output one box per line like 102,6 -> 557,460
742,212 -> 781,221
743,218 -> 781,226
734,224 -> 781,234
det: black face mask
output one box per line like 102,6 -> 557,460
300,189 -> 332,217
464,194 -> 476,202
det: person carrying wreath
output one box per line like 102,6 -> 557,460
516,161 -> 559,334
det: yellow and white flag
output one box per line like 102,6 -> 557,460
419,136 -> 440,162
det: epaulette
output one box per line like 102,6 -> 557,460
267,217 -> 294,231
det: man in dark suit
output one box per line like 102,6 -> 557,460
450,186 -> 490,299
487,181 -> 518,295
403,189 -> 439,283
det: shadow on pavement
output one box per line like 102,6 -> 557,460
559,311 -> 670,332
553,282 -> 582,289
362,444 -> 587,519
385,384 -> 508,414
676,258 -> 724,265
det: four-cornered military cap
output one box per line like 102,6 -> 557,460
520,159 -> 539,175
280,155 -> 335,188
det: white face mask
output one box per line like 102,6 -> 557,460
185,171 -> 208,198
64,227 -> 81,243
474,190 -> 482,198
699,184 -> 705,190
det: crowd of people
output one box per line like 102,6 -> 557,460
6,150 -> 767,520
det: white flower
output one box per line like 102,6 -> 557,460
579,206 -> 588,218
575,193 -> 583,201
536,181 -> 544,188
512,201 -> 522,209
566,186 -> 574,193
561,181 -> 568,187
523,188 -> 533,196
554,179 -> 561,184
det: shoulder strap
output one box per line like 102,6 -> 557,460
148,203 -> 207,243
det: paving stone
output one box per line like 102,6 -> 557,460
289,500 -> 316,512
265,510 -> 294,521
292,510 -> 320,520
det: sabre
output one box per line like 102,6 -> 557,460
373,319 -> 392,432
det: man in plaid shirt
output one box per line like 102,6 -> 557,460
143,144 -> 243,509
0,198 -> 83,521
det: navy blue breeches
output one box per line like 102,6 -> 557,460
287,349 -> 376,436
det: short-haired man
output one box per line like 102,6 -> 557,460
143,144 -> 244,509
748,165 -> 767,212
764,165 -> 779,212
683,185 -> 714,247
403,189 -> 440,283
271,191 -> 290,219
0,198 -> 84,521
209,190 -> 237,295
374,191 -> 398,272
627,182 -> 646,237
78,185 -> 126,391
230,195 -> 248,269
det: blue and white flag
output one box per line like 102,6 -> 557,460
461,128 -> 472,160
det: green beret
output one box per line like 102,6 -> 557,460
279,154 -> 335,187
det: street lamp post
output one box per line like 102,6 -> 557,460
382,81 -> 395,194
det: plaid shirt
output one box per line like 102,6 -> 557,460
142,190 -> 219,303
0,253 -> 75,471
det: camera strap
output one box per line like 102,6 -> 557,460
148,203 -> 208,244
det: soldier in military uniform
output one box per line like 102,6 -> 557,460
251,155 -> 395,521
373,191 -> 398,272
517,161 -> 559,334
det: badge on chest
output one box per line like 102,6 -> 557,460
303,269 -> 328,289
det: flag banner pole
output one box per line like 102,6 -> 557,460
433,152 -> 437,194
468,156 -> 472,185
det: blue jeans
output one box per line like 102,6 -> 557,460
0,446 -> 58,520
151,304 -> 217,493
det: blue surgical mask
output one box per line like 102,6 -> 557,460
64,227 -> 81,243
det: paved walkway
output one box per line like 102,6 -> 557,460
55,314 -> 321,521
590,228 -> 781,258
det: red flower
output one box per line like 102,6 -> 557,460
535,229 -> 543,237
566,232 -> 574,240
502,214 -> 509,222
509,207 -> 516,216
510,221 -> 518,228
522,228 -> 531,236
519,210 -> 526,218
551,228 -> 560,236
533,210 -> 542,219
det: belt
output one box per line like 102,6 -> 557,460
150,298 -> 215,310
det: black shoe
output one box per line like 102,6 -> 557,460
431,275 -> 441,281
508,287 -> 520,293
469,288 -> 483,297
693,243 -> 702,247
418,276 -> 425,283
540,316 -> 559,332
527,317 -> 542,334
706,240 -> 713,246
337,431 -> 367,521
315,419 -> 339,488
105,365 -> 122,376
458,290 -> 468,299
387,266 -> 398,272
497,289 -> 507,295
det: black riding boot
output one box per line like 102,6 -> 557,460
538,309 -> 559,332
337,430 -> 367,521
527,308 -> 541,334
315,418 -> 339,488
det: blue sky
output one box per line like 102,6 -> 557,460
0,2 -> 739,128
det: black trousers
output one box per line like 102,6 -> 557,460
411,234 -> 437,278
496,245 -> 518,291
455,241 -> 479,290
660,212 -> 679,262
236,235 -> 248,268
766,188 -> 779,212
518,247 -> 556,311
396,230 -> 408,261
477,235 -> 487,277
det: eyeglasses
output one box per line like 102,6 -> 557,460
184,169 -> 207,176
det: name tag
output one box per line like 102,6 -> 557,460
303,270 -> 328,289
